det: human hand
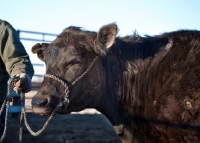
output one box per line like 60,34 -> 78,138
13,73 -> 32,93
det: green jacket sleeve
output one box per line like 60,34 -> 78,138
0,19 -> 34,78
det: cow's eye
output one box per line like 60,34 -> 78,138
71,58 -> 81,65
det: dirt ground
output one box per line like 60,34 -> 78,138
1,82 -> 122,143
2,112 -> 121,143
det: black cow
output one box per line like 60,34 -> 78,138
31,23 -> 200,143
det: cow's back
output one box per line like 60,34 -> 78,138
125,30 -> 200,142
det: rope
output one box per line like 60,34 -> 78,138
0,77 -> 61,143
0,77 -> 17,142
0,55 -> 99,142
20,94 -> 64,137
24,56 -> 99,138
44,56 -> 98,105
44,56 -> 99,87
71,56 -> 99,85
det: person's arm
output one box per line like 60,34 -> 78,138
0,19 -> 34,93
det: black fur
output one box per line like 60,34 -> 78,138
32,24 -> 200,143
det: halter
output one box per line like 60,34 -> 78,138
44,56 -> 99,110
0,57 -> 99,142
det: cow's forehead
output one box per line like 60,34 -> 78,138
49,29 -> 97,53
45,36 -> 89,61
43,27 -> 98,63
60,26 -> 97,42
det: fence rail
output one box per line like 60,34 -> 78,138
18,30 -> 57,77
32,63 -> 45,77
18,30 -> 57,43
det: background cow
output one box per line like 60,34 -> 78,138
31,23 -> 200,143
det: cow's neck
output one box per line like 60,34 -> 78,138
95,44 -> 155,141
96,94 -> 126,136
96,89 -> 135,142
95,38 -> 172,142
95,54 -> 129,138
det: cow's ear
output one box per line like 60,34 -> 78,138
32,43 -> 49,61
95,23 -> 118,55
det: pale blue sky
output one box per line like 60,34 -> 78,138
1,0 -> 200,35
1,0 -> 200,76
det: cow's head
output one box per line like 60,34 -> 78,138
31,23 -> 118,115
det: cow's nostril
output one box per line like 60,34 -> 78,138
38,98 -> 48,106
32,98 -> 48,107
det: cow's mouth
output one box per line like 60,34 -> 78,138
32,105 -> 52,116
39,113 -> 50,116
57,110 -> 71,115
32,97 -> 70,116
33,106 -> 71,116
